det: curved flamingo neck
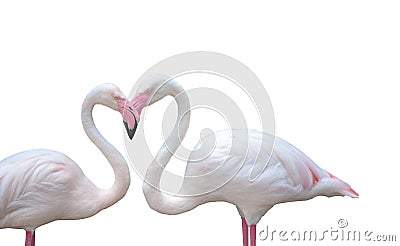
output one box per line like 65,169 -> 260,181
145,87 -> 190,186
81,89 -> 131,210
139,79 -> 204,214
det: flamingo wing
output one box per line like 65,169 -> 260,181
0,149 -> 82,229
273,138 -> 330,190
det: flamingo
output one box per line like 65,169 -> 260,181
0,83 -> 136,246
124,77 -> 359,246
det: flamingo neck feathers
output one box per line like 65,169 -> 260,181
139,78 -> 203,215
81,88 -> 130,211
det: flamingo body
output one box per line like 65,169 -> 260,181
182,129 -> 358,225
0,83 -> 134,246
0,149 -> 100,230
128,76 -> 358,246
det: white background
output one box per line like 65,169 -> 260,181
0,1 -> 399,245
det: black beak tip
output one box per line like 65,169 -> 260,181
124,121 -> 137,140
128,129 -> 135,140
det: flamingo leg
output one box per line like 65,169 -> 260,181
241,217 -> 248,246
25,230 -> 35,246
250,224 -> 256,246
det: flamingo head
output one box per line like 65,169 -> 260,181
119,92 -> 149,140
103,85 -> 149,140
86,83 -> 139,140
115,98 -> 138,140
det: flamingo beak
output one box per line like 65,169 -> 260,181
117,98 -> 139,140
124,119 -> 137,140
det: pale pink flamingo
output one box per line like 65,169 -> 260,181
124,77 -> 359,246
0,84 -> 136,246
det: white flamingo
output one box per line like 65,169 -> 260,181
125,77 -> 359,246
0,84 -> 137,246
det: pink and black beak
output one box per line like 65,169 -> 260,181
117,98 -> 139,140
124,119 -> 137,140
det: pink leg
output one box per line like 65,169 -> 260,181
241,217 -> 248,246
25,230 -> 35,246
250,225 -> 256,246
